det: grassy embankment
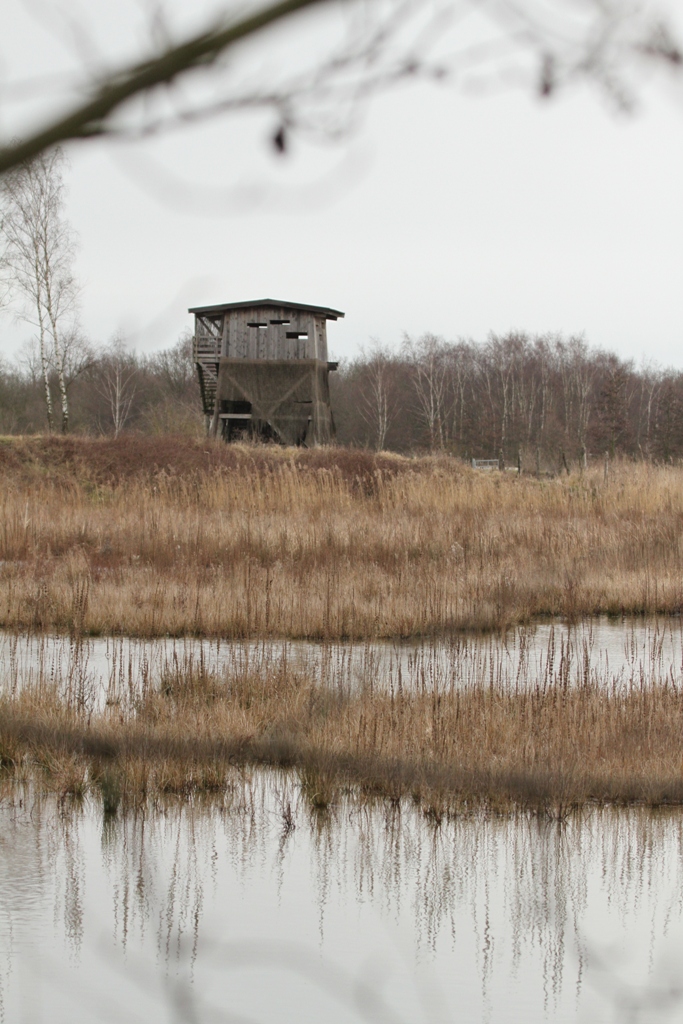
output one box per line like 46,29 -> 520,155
1,434 -> 683,638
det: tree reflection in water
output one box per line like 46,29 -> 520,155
2,775 -> 683,1023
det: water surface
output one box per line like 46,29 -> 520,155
2,781 -> 683,1024
4,617 -> 683,1022
3,616 -> 683,704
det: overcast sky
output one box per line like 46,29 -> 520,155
2,0 -> 683,367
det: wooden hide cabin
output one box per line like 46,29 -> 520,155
190,298 -> 344,445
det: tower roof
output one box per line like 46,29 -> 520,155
189,298 -> 345,320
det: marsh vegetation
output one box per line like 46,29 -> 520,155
3,438 -> 683,1020
2,436 -> 683,639
4,625 -> 683,815
1,437 -> 683,811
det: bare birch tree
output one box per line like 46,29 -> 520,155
637,362 -> 663,456
359,342 -> 396,450
404,333 -> 449,450
557,335 -> 595,449
0,216 -> 10,314
0,149 -> 79,432
95,338 -> 138,437
443,341 -> 473,453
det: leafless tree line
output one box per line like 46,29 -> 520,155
0,332 -> 202,438
0,147 -> 202,439
332,332 -> 683,464
0,323 -> 680,463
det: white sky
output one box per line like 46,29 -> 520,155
2,0 -> 683,367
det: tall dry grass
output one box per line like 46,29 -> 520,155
1,436 -> 683,637
3,645 -> 683,815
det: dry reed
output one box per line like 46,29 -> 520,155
0,435 -> 682,638
3,648 -> 683,816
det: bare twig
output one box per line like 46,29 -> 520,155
0,0 -> 331,174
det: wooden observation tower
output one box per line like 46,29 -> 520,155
191,298 -> 343,445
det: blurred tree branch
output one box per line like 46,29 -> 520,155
0,0 -> 681,176
0,0 -> 328,173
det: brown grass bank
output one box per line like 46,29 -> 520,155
1,435 -> 683,638
3,655 -> 683,815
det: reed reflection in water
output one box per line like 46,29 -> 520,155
2,776 -> 683,1023
3,616 -> 683,708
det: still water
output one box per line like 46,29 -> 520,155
4,618 -> 683,1023
2,780 -> 683,1024
3,616 -> 683,700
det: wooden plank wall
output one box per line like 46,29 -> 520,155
222,306 -> 329,361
